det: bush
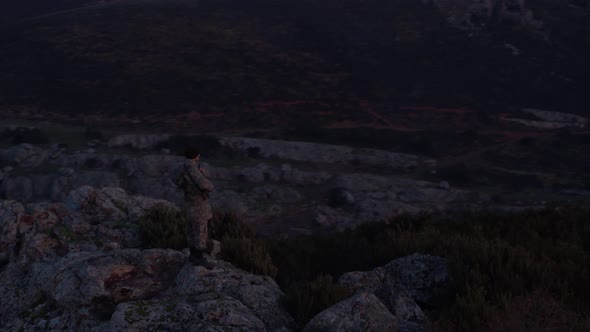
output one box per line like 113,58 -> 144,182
221,236 -> 278,279
264,208 -> 590,331
284,274 -> 352,328
483,290 -> 589,332
137,204 -> 186,250
209,211 -> 278,279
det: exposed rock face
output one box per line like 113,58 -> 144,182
219,137 -> 428,171
0,137 -> 489,234
175,263 -> 294,331
0,190 -> 295,332
338,269 -> 426,329
31,249 -> 186,317
303,292 -> 396,332
335,253 -> 454,331
383,254 -> 454,309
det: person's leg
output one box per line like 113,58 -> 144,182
184,204 -> 197,250
196,216 -> 208,253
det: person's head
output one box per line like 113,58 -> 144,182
184,146 -> 200,161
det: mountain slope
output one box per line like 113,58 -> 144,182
0,0 -> 589,122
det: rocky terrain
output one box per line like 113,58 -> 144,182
0,182 -> 455,331
0,131 -> 495,236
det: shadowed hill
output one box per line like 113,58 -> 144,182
0,0 -> 589,120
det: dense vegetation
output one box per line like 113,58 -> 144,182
210,207 -> 590,331
138,204 -> 186,250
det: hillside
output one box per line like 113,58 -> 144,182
1,0 -> 589,124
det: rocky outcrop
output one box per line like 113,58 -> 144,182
219,137 -> 429,171
0,138 -> 489,235
383,253 -> 454,309
338,270 -> 426,327
303,292 -> 396,332
64,186 -> 176,225
332,253 -> 455,331
0,189 -> 295,332
175,262 -> 294,330
314,174 -> 481,229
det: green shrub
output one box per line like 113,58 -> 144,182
284,274 -> 352,328
221,236 -> 278,279
137,204 -> 186,250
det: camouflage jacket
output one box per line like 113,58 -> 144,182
174,160 -> 214,202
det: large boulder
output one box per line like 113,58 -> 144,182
175,262 -> 294,331
303,292 -> 397,332
383,253 -> 454,309
63,186 -> 177,225
106,293 -> 268,332
2,249 -> 186,331
338,269 -> 426,328
64,186 -> 127,224
336,253 -> 454,329
32,249 -> 186,311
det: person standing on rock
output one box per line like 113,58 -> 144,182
175,146 -> 214,266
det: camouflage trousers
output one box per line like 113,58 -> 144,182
183,199 -> 212,251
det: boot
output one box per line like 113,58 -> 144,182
189,248 -> 215,269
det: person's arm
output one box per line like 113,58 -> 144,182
185,162 -> 214,192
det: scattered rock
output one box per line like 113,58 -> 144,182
328,187 -> 355,207
253,185 -> 302,204
439,181 -> 450,190
58,167 -> 75,176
